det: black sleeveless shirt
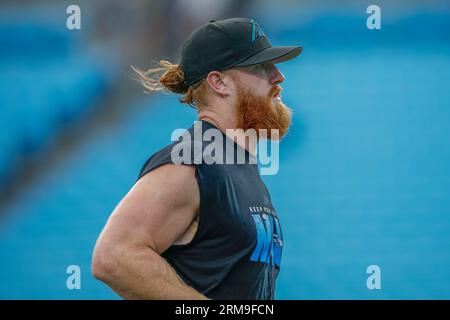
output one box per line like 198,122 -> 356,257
136,120 -> 283,300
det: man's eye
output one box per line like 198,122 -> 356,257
243,64 -> 267,76
251,64 -> 266,73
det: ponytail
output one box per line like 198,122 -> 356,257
132,60 -> 208,107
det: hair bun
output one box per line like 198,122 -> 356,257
159,64 -> 188,94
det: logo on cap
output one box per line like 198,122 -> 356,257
250,19 -> 265,42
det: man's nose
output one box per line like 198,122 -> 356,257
269,64 -> 285,85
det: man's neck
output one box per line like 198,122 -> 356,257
198,110 -> 257,156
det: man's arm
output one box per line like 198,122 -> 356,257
91,164 -> 208,300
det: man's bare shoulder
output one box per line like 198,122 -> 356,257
133,163 -> 199,209
99,164 -> 200,254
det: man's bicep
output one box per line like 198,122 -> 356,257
102,164 -> 200,254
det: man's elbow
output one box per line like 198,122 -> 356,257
92,244 -> 121,283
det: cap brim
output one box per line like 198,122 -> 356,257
234,46 -> 302,67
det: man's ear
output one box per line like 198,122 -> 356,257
206,71 -> 232,96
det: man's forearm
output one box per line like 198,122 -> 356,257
98,247 -> 208,300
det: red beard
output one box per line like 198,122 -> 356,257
235,83 -> 292,140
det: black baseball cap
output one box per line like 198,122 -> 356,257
180,17 -> 302,87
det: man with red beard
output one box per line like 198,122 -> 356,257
92,18 -> 302,300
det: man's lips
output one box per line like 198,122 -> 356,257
273,92 -> 282,101
270,86 -> 283,100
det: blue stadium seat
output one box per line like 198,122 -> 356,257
0,16 -> 112,184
